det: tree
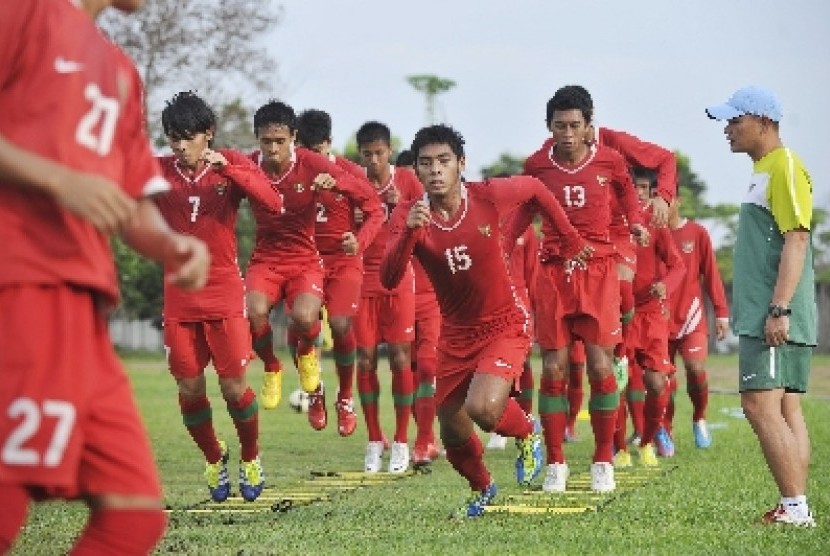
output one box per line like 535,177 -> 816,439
480,152 -> 525,178
406,74 -> 456,125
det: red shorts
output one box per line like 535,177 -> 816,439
436,328 -> 531,406
628,310 -> 674,373
612,234 -> 637,273
414,292 -> 441,364
535,258 -> 622,350
164,316 -> 252,379
354,292 -> 416,347
321,254 -> 363,318
0,285 -> 161,499
245,261 -> 324,310
668,329 -> 709,362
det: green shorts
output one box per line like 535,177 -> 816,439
738,336 -> 813,393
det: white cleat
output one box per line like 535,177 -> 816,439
388,441 -> 410,473
542,463 -> 570,493
590,462 -> 616,493
364,441 -> 384,473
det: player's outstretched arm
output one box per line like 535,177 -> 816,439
380,200 -> 427,290
210,149 -> 284,213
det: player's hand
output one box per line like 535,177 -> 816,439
385,186 -> 401,205
650,196 -> 669,227
764,315 -> 789,347
313,173 -> 336,190
631,223 -> 650,246
164,234 -> 210,290
54,170 -> 138,236
715,317 -> 730,341
341,231 -> 359,255
407,200 -> 430,229
649,281 -> 667,301
200,148 -> 228,169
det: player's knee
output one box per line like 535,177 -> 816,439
643,370 -> 667,394
464,398 -> 499,432
328,316 -> 351,338
387,346 -> 410,372
218,377 -> 247,403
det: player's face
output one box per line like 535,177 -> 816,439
415,143 -> 465,198
634,178 -> 652,203
257,124 -> 295,168
168,131 -> 212,169
359,140 -> 392,180
549,109 -> 590,157
308,140 -> 331,157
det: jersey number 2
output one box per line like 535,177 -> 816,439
2,398 -> 76,468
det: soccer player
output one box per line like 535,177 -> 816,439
354,122 -> 423,473
707,86 -> 816,526
154,92 -> 285,502
295,108 -> 382,435
666,196 -> 730,449
524,85 -> 648,493
0,1 -> 210,552
246,102 -> 383,420
380,124 -> 591,517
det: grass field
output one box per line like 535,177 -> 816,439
11,353 -> 830,555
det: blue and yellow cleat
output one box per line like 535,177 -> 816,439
451,482 -> 498,519
239,456 -> 265,502
204,440 -> 230,502
515,418 -> 543,486
655,426 -> 675,457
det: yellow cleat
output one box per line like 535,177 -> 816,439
639,443 -> 659,467
261,371 -> 282,409
613,450 -> 633,469
297,352 -> 321,393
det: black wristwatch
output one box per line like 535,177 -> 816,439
768,304 -> 792,318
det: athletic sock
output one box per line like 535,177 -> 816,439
179,395 -> 222,463
227,387 -> 259,461
445,435 -> 491,492
539,376 -> 568,464
687,370 -> 709,422
517,360 -> 535,415
391,368 -> 414,443
251,322 -> 282,372
333,329 -> 357,399
589,374 -> 619,463
357,369 -> 382,441
493,397 -> 533,438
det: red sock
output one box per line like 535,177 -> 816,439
664,374 -> 678,435
251,322 -> 282,372
0,484 -> 29,552
493,397 -> 533,438
179,395 -> 221,463
566,364 -> 584,430
627,359 -> 645,437
295,319 -> 321,357
642,381 -> 671,446
445,435 -> 491,491
227,387 -> 259,461
333,329 -> 357,399
71,509 -> 166,555
539,376 -> 568,464
517,360 -> 535,414
357,369 -> 382,441
414,357 -> 437,446
391,368 -> 414,443
589,375 -> 619,463
614,397 -> 628,452
687,370 -> 709,422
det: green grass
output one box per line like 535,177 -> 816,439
12,353 -> 830,555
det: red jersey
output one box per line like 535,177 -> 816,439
314,154 -> 381,257
0,0 -> 168,305
524,143 -> 643,260
668,219 -> 729,339
154,150 -> 282,320
380,176 -> 582,342
632,207 -> 685,312
361,166 -> 424,297
248,147 -> 383,267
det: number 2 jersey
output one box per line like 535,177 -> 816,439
0,0 -> 168,306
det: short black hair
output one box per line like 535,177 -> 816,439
395,149 -> 415,168
546,85 -> 594,127
631,166 -> 657,189
253,100 -> 296,136
162,91 -> 216,140
296,109 -> 332,148
410,124 -> 465,160
356,121 -> 391,148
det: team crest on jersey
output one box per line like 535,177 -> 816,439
478,224 -> 492,237
682,240 -> 695,254
215,181 -> 228,195
294,183 -> 305,192
596,175 -> 609,187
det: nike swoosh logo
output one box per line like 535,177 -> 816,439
54,57 -> 85,74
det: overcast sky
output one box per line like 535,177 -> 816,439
265,0 -> 828,209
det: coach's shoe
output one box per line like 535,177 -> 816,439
761,504 -> 816,527
486,432 -> 508,450
388,441 -> 410,473
307,384 -> 327,431
693,419 -> 712,448
260,371 -> 282,410
364,441 -> 384,473
542,463 -> 570,493
515,419 -> 543,486
451,482 -> 498,519
239,456 -> 265,502
612,355 -> 629,394
204,440 -> 230,502
655,426 -> 675,457
590,462 -> 616,493
297,352 -> 321,393
613,450 -> 633,469
639,443 -> 659,467
335,396 -> 357,437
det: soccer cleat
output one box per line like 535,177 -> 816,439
296,352 -> 321,393
388,441 -> 410,473
655,426 -> 675,457
364,441 -> 384,473
761,504 -> 816,527
564,424 -> 579,442
542,463 -> 570,493
307,384 -> 327,430
639,443 -> 659,467
693,419 -> 712,448
238,456 -> 265,502
412,442 -> 442,465
627,433 -> 642,448
451,482 -> 498,519
335,396 -> 357,437
260,371 -> 282,410
515,419 -> 543,486
613,450 -> 633,469
486,432 -> 508,450
590,462 -> 616,493
204,440 -> 230,502
612,355 -> 629,393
